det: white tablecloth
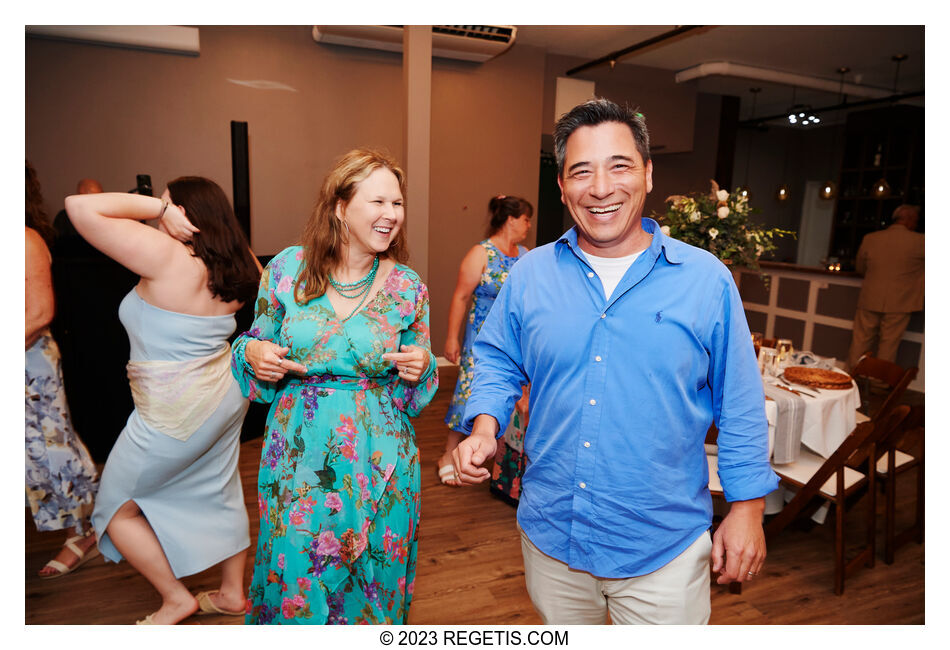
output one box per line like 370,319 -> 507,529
764,371 -> 861,461
763,368 -> 862,519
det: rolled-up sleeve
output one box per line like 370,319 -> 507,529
708,278 -> 780,501
460,271 -> 528,437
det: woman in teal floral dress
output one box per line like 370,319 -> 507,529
232,149 -> 438,624
439,195 -> 532,497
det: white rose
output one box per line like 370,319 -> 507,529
689,210 -> 702,223
660,225 -> 671,236
717,206 -> 730,219
709,227 -> 719,240
756,244 -> 765,256
716,189 -> 729,202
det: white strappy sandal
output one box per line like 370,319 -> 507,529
39,531 -> 100,579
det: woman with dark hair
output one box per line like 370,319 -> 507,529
25,161 -> 100,578
231,148 -> 438,625
439,195 -> 532,499
65,176 -> 261,624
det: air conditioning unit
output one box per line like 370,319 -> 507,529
312,25 -> 516,63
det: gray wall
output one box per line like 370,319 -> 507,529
25,27 -> 545,354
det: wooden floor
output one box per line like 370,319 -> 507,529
25,366 -> 924,625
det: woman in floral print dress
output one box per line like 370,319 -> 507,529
439,195 -> 532,497
25,161 -> 100,578
232,149 -> 438,625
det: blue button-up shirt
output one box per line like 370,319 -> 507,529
461,218 -> 779,578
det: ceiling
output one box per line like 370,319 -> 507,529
515,25 -> 925,127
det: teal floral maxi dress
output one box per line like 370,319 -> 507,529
231,246 -> 438,625
443,240 -> 527,502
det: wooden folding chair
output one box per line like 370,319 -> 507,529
849,356 -> 917,420
849,356 -> 921,563
765,405 -> 910,595
876,403 -> 924,564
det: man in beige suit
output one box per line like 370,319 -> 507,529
848,204 -> 924,368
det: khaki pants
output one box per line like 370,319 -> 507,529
848,308 -> 912,368
520,526 -> 711,625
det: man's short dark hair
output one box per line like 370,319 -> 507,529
553,98 -> 651,176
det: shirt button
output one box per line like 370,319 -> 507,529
579,482 -> 587,489
595,355 -> 602,362
587,271 -> 594,278
589,399 -> 596,405
584,441 -> 591,448
601,313 -> 606,319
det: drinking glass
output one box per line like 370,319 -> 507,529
758,347 -> 778,377
776,339 -> 793,364
751,332 -> 764,357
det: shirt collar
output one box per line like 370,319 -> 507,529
556,217 -> 683,265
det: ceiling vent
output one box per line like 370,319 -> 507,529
312,25 -> 516,63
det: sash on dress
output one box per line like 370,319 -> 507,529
126,345 -> 233,442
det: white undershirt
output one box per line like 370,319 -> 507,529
580,249 -> 644,300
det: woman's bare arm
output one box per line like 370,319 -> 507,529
444,244 -> 487,363
25,227 -> 54,348
65,192 -> 196,279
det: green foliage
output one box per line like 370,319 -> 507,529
652,180 -> 795,271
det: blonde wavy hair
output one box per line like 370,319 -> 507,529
295,148 -> 410,305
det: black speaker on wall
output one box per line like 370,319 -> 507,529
231,120 -> 251,242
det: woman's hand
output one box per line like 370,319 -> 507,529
382,344 -> 430,383
515,387 -> 530,427
245,340 -> 308,383
444,337 -> 461,364
160,202 -> 200,243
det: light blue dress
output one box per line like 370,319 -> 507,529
91,289 -> 250,578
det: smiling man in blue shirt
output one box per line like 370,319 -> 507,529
453,98 -> 779,624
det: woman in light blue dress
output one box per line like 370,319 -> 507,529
66,176 -> 261,624
232,149 -> 438,624
438,195 -> 532,488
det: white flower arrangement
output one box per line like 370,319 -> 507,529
654,180 -> 794,270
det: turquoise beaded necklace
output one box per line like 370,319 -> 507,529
328,255 -> 379,321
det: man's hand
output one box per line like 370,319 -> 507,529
451,414 -> 499,485
710,497 -> 766,584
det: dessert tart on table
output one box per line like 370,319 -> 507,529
783,366 -> 854,390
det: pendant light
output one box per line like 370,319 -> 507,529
735,87 -> 760,200
871,178 -> 892,199
819,68 -> 849,201
776,93 -> 793,202
869,55 -> 906,201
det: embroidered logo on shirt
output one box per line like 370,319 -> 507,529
655,311 -> 663,323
